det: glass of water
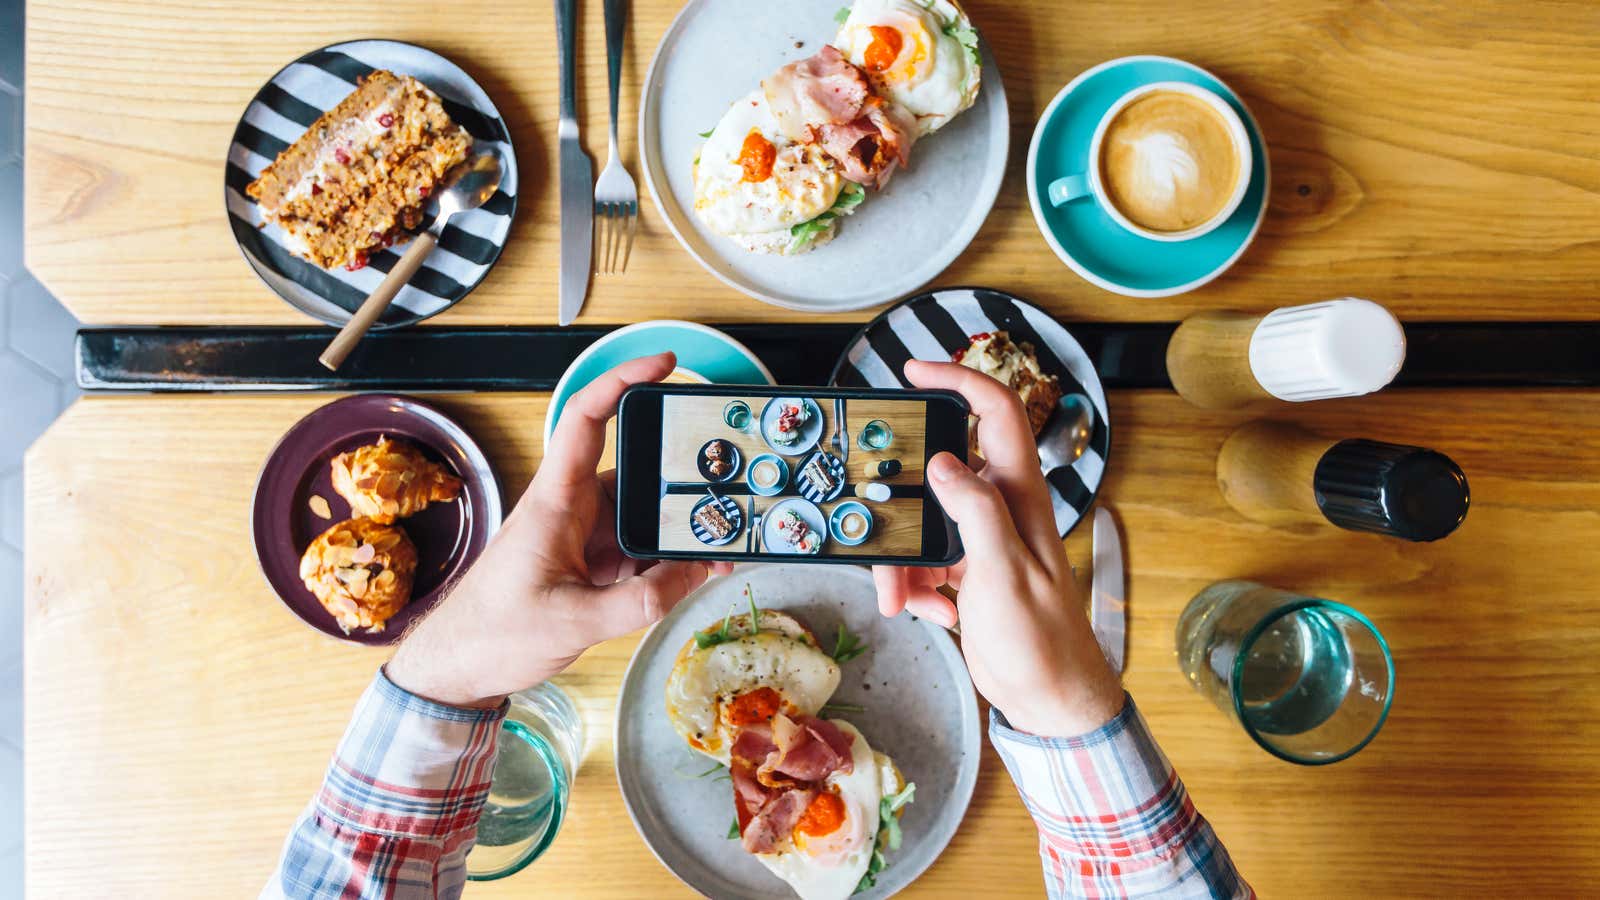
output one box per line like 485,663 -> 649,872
466,682 -> 584,880
1176,581 -> 1394,765
857,419 -> 893,451
723,400 -> 753,432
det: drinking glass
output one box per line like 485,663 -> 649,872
723,400 -> 752,432
466,682 -> 584,880
857,419 -> 893,451
1175,581 -> 1394,765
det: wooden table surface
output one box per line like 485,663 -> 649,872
20,0 -> 1600,898
22,1 -> 1600,326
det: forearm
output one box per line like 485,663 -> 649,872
262,668 -> 507,900
990,694 -> 1252,900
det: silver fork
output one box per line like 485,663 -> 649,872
594,0 -> 638,274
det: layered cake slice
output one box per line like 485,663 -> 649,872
953,331 -> 1064,436
247,69 -> 473,270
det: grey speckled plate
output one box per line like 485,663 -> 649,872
639,0 -> 1009,313
615,564 -> 981,899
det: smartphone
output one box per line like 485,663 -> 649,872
616,384 -> 969,566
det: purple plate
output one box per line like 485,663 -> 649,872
251,394 -> 502,645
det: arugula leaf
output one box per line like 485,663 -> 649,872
697,128 -> 715,138
830,622 -> 868,663
943,21 -> 981,69
747,583 -> 760,632
693,601 -> 738,649
787,182 -> 868,253
727,818 -> 741,839
854,782 -> 915,893
834,6 -> 852,25
821,701 -> 867,716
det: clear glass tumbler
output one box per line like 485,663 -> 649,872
1176,580 -> 1394,765
723,400 -> 753,432
857,419 -> 893,451
465,682 -> 584,880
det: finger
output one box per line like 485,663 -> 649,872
872,566 -> 914,617
708,561 -> 737,577
542,353 -> 676,493
926,451 -> 1028,563
905,360 -> 1060,560
591,560 -> 710,637
904,591 -> 959,628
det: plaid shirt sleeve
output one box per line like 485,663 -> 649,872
989,694 -> 1253,900
261,668 -> 507,900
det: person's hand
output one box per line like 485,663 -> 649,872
872,361 -> 1123,738
388,352 -> 729,708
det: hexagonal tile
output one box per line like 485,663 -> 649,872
0,355 -> 66,458
0,469 -> 18,552
7,276 -> 78,381
0,162 -> 19,281
0,88 -> 16,164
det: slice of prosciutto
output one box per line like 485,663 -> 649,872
763,45 -> 870,143
728,713 -> 858,854
763,45 -> 918,189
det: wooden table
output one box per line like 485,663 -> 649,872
21,0 -> 1600,897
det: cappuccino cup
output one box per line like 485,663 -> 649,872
1048,81 -> 1251,241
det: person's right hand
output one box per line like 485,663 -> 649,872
872,361 -> 1124,738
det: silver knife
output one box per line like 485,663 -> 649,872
555,0 -> 592,326
1090,506 -> 1126,675
745,493 -> 755,553
836,398 -> 848,465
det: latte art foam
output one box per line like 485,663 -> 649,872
1100,91 -> 1241,234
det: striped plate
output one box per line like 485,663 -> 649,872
829,287 -> 1111,537
690,494 -> 744,547
796,451 -> 846,504
225,40 -> 518,328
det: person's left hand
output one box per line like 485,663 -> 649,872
388,352 -> 729,707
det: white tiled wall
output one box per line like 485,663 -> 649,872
2,6 -> 68,891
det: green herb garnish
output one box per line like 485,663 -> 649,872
693,601 -> 738,649
854,782 -> 915,893
747,583 -> 760,631
943,21 -> 981,69
821,701 -> 866,716
834,5 -> 852,25
697,128 -> 715,138
787,181 -> 867,254
727,818 -> 741,839
830,622 -> 868,663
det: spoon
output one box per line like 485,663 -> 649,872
319,154 -> 505,371
1060,393 -> 1094,462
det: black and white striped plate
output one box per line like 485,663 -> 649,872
829,287 -> 1111,537
690,494 -> 744,546
225,40 -> 518,328
796,451 -> 846,503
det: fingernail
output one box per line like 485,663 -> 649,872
928,453 -> 959,483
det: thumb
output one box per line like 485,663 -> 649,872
926,452 -> 1024,562
590,561 -> 711,638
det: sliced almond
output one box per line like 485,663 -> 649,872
351,543 -> 376,565
373,531 -> 403,551
308,494 -> 333,519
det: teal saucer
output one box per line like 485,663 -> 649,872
1026,56 -> 1269,297
544,321 -> 775,446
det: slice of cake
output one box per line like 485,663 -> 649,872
247,70 -> 472,270
953,331 -> 1064,436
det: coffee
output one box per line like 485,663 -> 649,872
751,460 -> 779,487
1099,90 -> 1241,234
840,511 -> 867,538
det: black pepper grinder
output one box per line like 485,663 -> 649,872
1217,421 -> 1470,541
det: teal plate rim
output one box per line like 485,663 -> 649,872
544,320 -> 776,446
1025,55 -> 1270,298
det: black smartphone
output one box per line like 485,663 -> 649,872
616,384 -> 969,566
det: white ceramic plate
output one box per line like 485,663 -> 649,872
762,497 -> 828,555
615,565 -> 982,899
639,0 -> 1009,313
760,397 -> 824,456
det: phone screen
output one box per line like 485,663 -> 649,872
617,385 -> 967,565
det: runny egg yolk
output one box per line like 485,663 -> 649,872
863,25 -> 903,73
794,790 -> 847,839
725,686 -> 783,726
738,130 -> 777,182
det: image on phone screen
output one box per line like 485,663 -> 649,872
617,386 -> 967,565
